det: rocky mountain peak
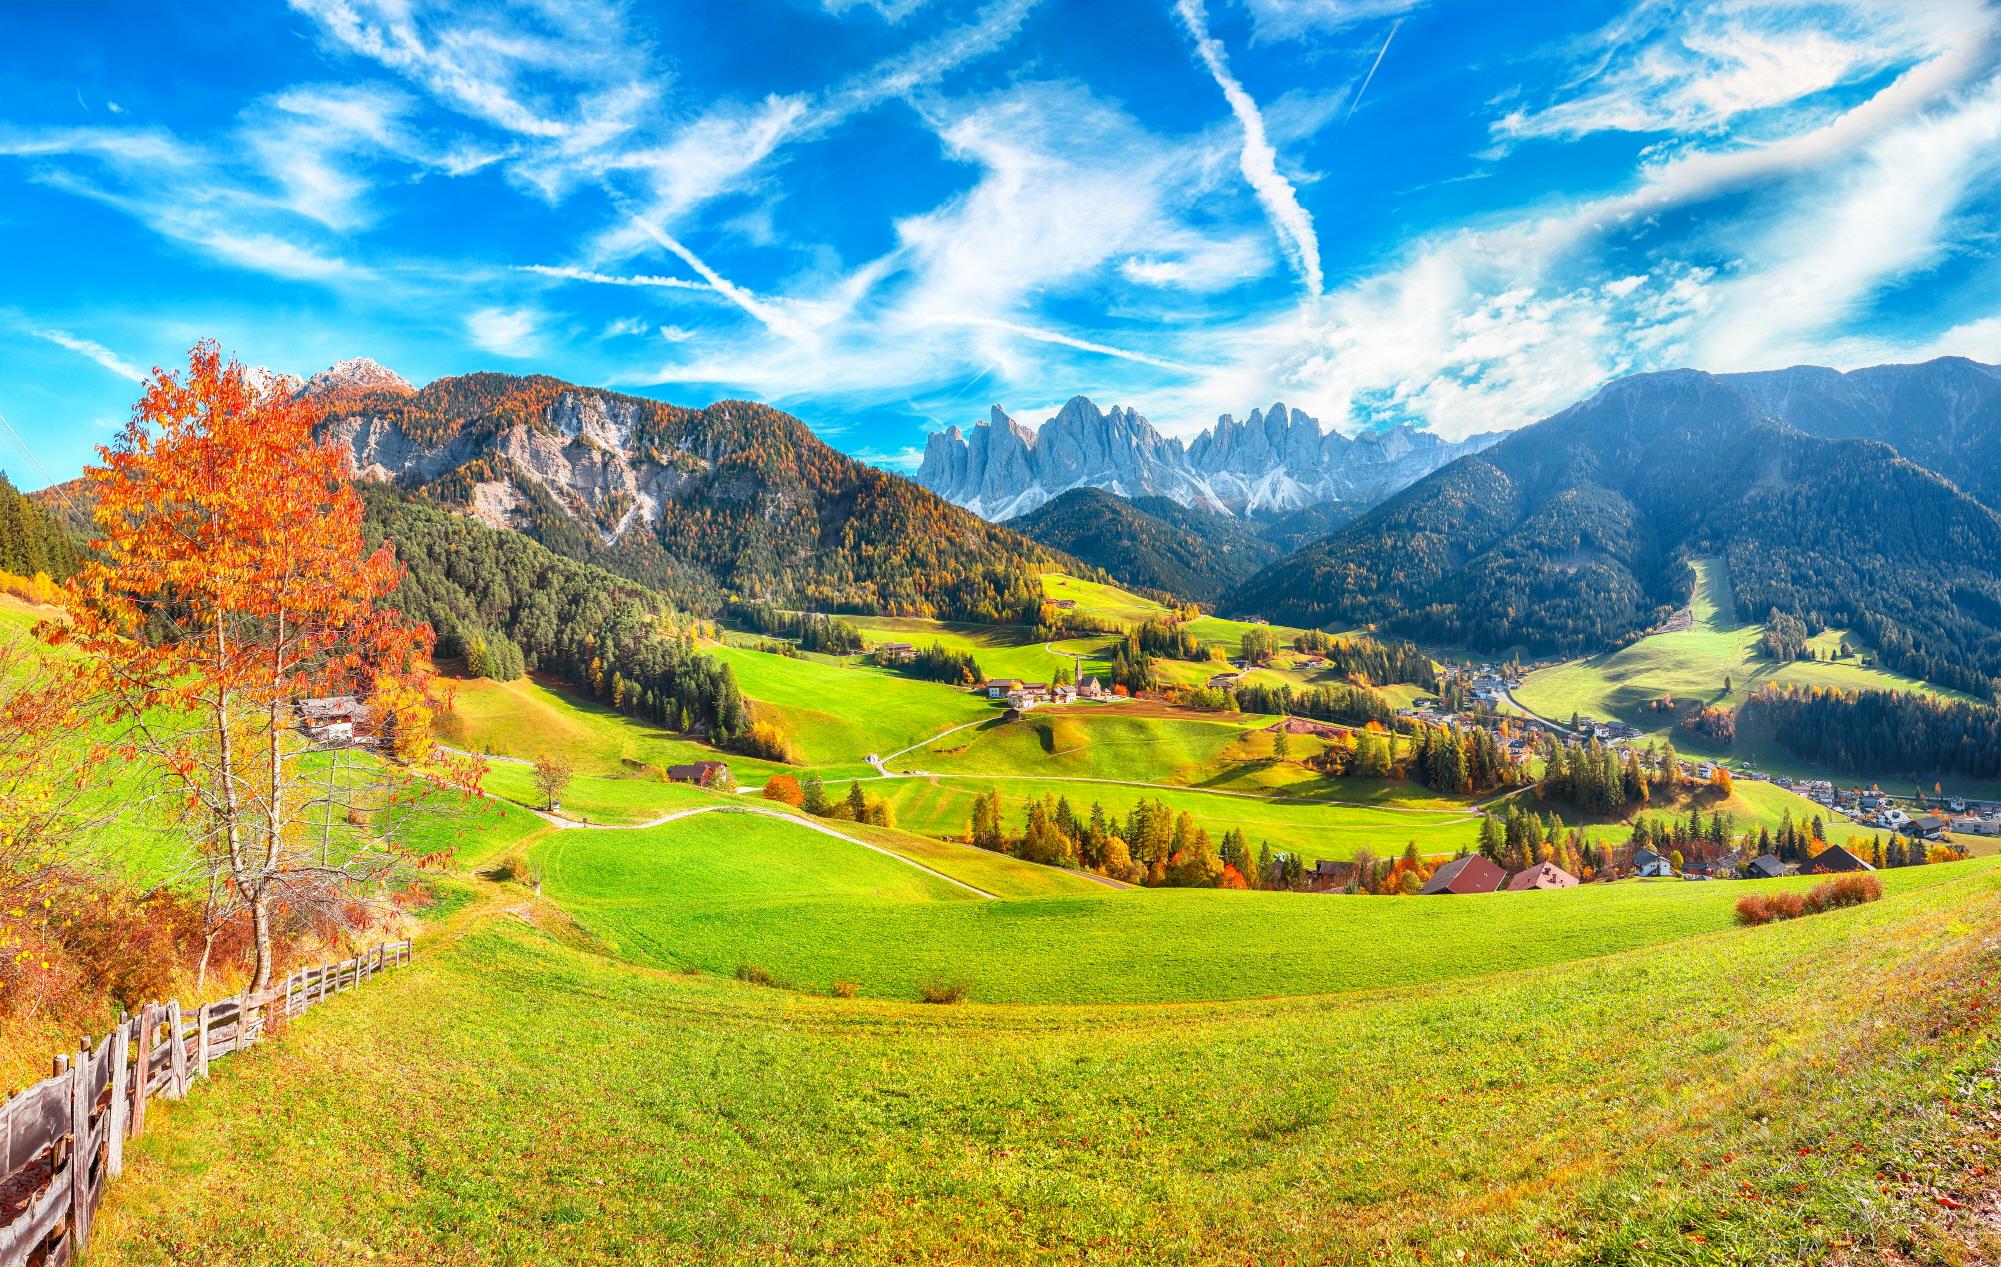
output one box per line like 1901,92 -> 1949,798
299,357 -> 414,399
915,393 -> 1501,519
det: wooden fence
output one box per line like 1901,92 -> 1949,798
0,940 -> 413,1267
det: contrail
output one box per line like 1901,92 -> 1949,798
1345,19 -> 1403,125
1173,0 -> 1325,298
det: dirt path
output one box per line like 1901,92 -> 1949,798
525,801 -> 1001,900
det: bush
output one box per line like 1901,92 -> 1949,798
1813,873 -> 1882,910
1739,876 -> 1880,927
828,980 -> 858,999
762,774 -> 804,807
917,977 -> 969,1004
735,962 -> 773,986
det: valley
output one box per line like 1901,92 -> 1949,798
5,349 -> 2001,1266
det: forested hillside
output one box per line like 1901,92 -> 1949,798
1224,368 -> 2001,696
322,376 -> 1079,623
363,489 -> 759,753
1005,487 -> 1278,601
0,472 -> 80,578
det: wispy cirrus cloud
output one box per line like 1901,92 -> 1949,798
1173,0 -> 1324,298
18,322 -> 146,381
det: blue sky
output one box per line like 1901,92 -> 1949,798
3,0 -> 2000,489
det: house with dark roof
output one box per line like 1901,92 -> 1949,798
1632,850 -> 1678,879
1801,843 -> 1875,874
984,678 -> 1023,700
1742,854 -> 1786,880
1507,861 -> 1579,891
297,695 -> 370,744
1419,854 -> 1506,895
1903,814 -> 1948,841
667,761 -> 730,788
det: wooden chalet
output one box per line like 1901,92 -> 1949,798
1419,854 -> 1506,895
1506,861 -> 1578,891
1742,854 -> 1786,879
667,761 -> 730,788
1801,843 -> 1875,874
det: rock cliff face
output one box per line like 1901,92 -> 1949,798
915,396 -> 1497,518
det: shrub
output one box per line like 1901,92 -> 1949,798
1734,895 -> 1772,926
1812,874 -> 1882,911
762,775 -> 804,807
1768,891 -> 1808,921
735,963 -> 773,986
828,980 -> 858,999
917,977 -> 969,1005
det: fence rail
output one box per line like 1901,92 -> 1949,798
0,940 -> 412,1267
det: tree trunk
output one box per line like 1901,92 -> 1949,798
250,888 -> 274,994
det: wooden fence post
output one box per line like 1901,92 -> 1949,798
108,1016 -> 129,1179
130,1004 -> 153,1138
71,1040 -> 92,1249
165,1000 -> 188,1099
195,1003 -> 211,1081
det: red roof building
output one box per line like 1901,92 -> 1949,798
1419,854 -> 1506,895
1507,861 -> 1579,891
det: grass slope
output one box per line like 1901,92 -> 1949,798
87,865 -> 2001,1264
1516,557 -> 1979,786
711,643 -> 991,768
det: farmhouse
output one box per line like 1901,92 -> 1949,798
875,642 -> 917,663
1902,815 -> 1947,841
1630,848 -> 1678,879
1208,671 -> 1244,688
1419,855 -> 1506,895
1952,814 -> 2001,836
984,678 -> 1023,700
667,762 -> 731,788
1507,861 -> 1578,891
1801,843 -> 1874,874
1743,854 -> 1786,880
297,695 -> 369,744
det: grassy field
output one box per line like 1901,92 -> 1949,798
711,643 -> 992,768
844,615 -> 1077,683
518,806 -> 1992,1004
1514,557 -> 1982,788
86,858 -> 2001,1264
873,775 -> 1485,866
1040,571 -> 1169,622
439,675 -> 793,783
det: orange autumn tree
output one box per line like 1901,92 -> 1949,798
49,341 -> 447,993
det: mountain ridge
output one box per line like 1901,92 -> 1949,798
916,395 -> 1501,519
1221,357 -> 2001,697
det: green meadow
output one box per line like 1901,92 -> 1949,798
710,642 -> 992,766
872,774 -> 1485,864
85,852 -> 2001,1264
1514,557 -> 1976,787
1039,570 -> 1169,621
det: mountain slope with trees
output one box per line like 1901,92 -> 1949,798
1223,364 -> 2001,697
1004,487 -> 1279,601
319,374 -> 1082,624
0,471 -> 80,578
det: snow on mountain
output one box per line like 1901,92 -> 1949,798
916,397 -> 1499,519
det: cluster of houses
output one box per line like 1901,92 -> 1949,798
983,676 -> 1110,716
1306,836 -> 1897,898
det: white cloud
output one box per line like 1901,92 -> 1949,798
1174,0 -> 1323,297
520,263 -> 711,292
1241,0 -> 1422,43
1493,1 -> 1987,143
466,306 -> 543,357
23,324 -> 146,381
